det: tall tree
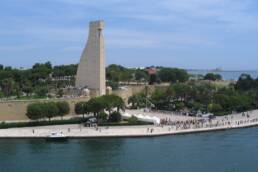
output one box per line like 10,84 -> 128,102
1,78 -> 15,97
56,101 -> 70,119
43,102 -> 59,121
26,103 -> 44,120
235,74 -> 254,91
158,68 -> 189,83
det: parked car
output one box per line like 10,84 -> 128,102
84,117 -> 98,127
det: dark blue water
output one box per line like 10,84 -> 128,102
1,127 -> 258,172
188,70 -> 258,80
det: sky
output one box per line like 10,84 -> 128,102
0,0 -> 258,70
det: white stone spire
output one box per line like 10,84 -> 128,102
76,21 -> 106,95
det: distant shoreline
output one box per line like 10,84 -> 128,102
187,69 -> 258,80
187,69 -> 258,72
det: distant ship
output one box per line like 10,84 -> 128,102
211,67 -> 223,72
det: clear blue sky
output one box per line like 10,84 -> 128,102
1,0 -> 258,70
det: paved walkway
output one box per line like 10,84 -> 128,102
0,110 -> 258,138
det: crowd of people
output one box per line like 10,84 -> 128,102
159,112 -> 258,131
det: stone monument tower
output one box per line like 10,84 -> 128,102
76,21 -> 106,96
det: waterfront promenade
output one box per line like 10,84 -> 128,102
0,110 -> 258,138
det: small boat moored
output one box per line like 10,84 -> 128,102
46,132 -> 68,141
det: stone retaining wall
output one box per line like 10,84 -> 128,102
0,97 -> 90,121
0,85 -> 169,121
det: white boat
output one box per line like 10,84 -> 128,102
46,132 -> 68,141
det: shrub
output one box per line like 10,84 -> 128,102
109,112 -> 122,122
128,116 -> 138,125
0,118 -> 90,129
98,112 -> 108,123
204,73 -> 222,81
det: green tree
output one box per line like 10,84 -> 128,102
35,87 -> 48,98
120,70 -> 133,82
87,97 -> 105,116
26,103 -> 44,120
135,70 -> 148,83
109,111 -> 122,122
151,89 -> 169,110
149,74 -> 158,85
1,78 -> 15,97
208,103 -> 223,115
252,91 -> 258,108
174,102 -> 185,111
101,95 -> 114,114
214,94 -> 230,111
75,102 -> 85,115
43,102 -> 59,121
106,81 -> 119,90
0,91 -> 4,98
98,112 -> 108,123
171,83 -> 192,102
204,73 -> 222,81
235,74 -> 254,91
128,95 -> 138,109
52,64 -> 77,77
101,94 -> 125,113
106,64 -> 127,82
22,80 -> 33,97
56,101 -> 70,119
158,68 -> 189,83
14,84 -> 22,98
128,116 -> 138,125
111,95 -> 125,112
75,101 -> 90,119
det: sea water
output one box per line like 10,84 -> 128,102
0,127 -> 258,172
188,70 -> 258,80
